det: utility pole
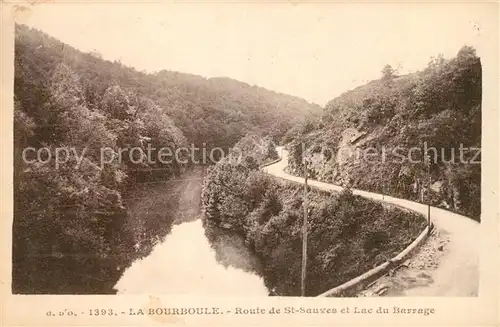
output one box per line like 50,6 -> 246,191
426,154 -> 431,234
301,158 -> 309,297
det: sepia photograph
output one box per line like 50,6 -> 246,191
10,1 -> 485,298
2,2 -> 498,325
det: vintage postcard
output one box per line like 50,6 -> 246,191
1,1 -> 498,326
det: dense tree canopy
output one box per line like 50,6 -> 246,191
13,24 -> 319,293
15,24 -> 321,149
202,155 -> 425,296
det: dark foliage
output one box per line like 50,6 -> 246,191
201,159 -> 426,296
285,46 -> 481,221
13,24 -> 318,293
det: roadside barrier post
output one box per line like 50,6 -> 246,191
382,178 -> 385,200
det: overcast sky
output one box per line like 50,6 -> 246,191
17,2 -> 492,105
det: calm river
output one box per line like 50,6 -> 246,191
114,219 -> 268,295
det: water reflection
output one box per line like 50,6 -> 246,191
114,219 -> 268,295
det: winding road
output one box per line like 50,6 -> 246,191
263,147 -> 479,296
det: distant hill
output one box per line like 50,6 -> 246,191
15,24 -> 321,149
283,47 -> 481,221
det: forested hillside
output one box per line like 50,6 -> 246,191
201,136 -> 425,296
284,46 -> 481,221
15,24 -> 321,148
12,24 -> 319,294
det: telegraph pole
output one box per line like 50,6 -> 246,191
301,158 -> 309,297
426,153 -> 431,234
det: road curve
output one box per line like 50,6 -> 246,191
263,147 -> 479,296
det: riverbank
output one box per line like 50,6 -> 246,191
114,219 -> 268,294
202,160 -> 426,296
115,165 -> 268,295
